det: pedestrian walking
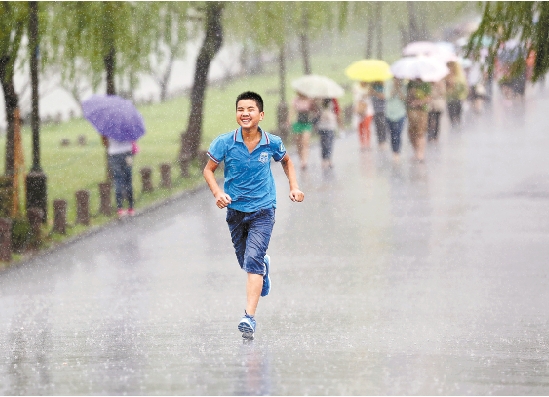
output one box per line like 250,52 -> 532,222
445,61 -> 468,127
385,77 -> 407,161
406,78 -> 432,162
465,60 -> 486,114
316,98 -> 339,170
371,81 -> 389,149
427,79 -> 446,141
102,136 -> 136,218
290,91 -> 316,170
203,91 -> 304,340
353,81 -> 374,150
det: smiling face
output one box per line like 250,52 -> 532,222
236,99 -> 264,130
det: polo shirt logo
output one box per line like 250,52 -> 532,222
258,152 -> 269,163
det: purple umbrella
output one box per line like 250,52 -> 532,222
81,94 -> 145,142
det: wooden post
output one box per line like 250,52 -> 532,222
140,167 -> 154,192
53,199 -> 67,234
12,108 -> 24,217
160,163 -> 172,189
27,207 -> 44,248
75,190 -> 90,225
98,182 -> 112,216
0,218 -> 12,262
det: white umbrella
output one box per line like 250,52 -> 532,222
291,74 -> 345,98
390,56 -> 449,82
404,41 -> 457,63
403,41 -> 438,57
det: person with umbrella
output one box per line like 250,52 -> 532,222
406,78 -> 432,162
345,60 -> 393,151
352,81 -> 374,151
290,91 -> 316,170
82,94 -> 145,217
289,75 -> 344,170
390,56 -> 448,161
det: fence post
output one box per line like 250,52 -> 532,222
53,199 -> 67,234
98,182 -> 112,216
0,218 -> 12,262
76,190 -> 90,225
160,163 -> 172,189
27,207 -> 44,249
140,167 -> 154,192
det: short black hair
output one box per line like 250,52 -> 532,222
236,91 -> 264,112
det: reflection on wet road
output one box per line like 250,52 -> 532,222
1,87 -> 549,394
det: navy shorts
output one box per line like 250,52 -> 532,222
226,207 -> 275,275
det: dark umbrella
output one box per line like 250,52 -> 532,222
81,94 -> 145,142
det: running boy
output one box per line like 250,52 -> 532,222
203,91 -> 304,339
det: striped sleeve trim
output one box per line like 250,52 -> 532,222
207,151 -> 220,164
274,151 -> 287,162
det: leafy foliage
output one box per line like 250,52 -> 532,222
0,2 -> 28,83
468,1 -> 549,81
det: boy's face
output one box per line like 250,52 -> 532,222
236,99 -> 264,130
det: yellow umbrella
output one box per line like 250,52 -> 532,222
345,59 -> 393,82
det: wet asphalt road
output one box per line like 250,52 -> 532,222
1,86 -> 549,395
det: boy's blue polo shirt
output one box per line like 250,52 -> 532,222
207,127 -> 287,213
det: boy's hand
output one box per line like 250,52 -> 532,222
215,192 -> 232,209
289,189 -> 304,202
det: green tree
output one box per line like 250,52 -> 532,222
0,2 -> 27,177
467,1 -> 549,82
178,2 -> 224,175
45,2 -> 156,96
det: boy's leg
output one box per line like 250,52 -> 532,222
227,209 -> 247,269
242,208 -> 275,315
246,273 -> 263,315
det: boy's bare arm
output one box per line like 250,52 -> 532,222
280,154 -> 304,202
203,159 -> 232,208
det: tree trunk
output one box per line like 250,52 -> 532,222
0,56 -> 18,177
299,7 -> 312,75
104,45 -> 116,95
277,44 -> 289,142
407,1 -> 420,44
29,1 -> 41,173
376,3 -> 383,60
365,12 -> 374,59
178,2 -> 224,175
159,52 -> 174,102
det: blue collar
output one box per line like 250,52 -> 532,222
233,127 -> 270,146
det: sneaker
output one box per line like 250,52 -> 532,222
261,254 -> 271,297
117,208 -> 127,218
238,312 -> 256,339
127,208 -> 135,216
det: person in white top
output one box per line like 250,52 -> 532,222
316,98 -> 339,170
102,136 -> 136,217
352,82 -> 374,150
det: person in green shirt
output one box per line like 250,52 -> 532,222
406,78 -> 432,162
